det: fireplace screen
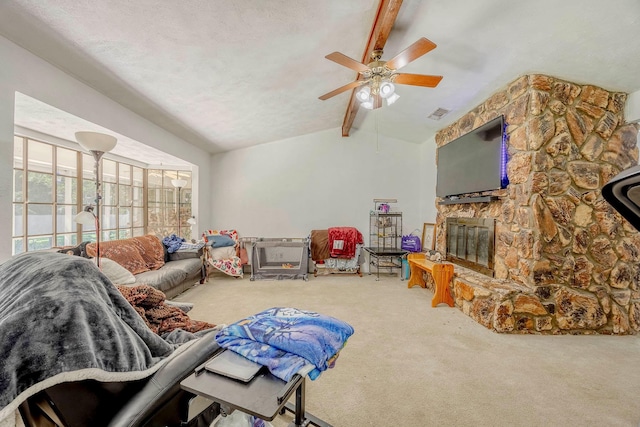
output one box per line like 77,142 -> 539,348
446,218 -> 495,276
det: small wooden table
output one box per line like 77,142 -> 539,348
407,253 -> 454,307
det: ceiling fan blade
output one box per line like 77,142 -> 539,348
325,52 -> 370,73
394,73 -> 443,87
385,37 -> 437,71
319,80 -> 366,101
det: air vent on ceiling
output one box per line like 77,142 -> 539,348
428,108 -> 450,120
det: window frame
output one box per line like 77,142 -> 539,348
12,135 -> 190,255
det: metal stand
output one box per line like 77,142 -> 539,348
279,379 -> 331,427
181,361 -> 332,427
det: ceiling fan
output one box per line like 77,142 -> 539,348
319,37 -> 443,109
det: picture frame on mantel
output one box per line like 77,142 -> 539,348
422,223 -> 436,251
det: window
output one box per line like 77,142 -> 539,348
12,135 -> 168,255
147,169 -> 192,240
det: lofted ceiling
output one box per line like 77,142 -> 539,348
1,0 -> 640,162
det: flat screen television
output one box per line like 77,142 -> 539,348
436,115 -> 508,198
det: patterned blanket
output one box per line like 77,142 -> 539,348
328,227 -> 363,259
215,307 -> 354,382
0,252 -> 209,424
203,229 -> 243,277
117,284 -> 215,335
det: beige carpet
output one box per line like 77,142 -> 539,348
176,272 -> 640,427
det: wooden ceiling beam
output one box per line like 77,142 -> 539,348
341,0 -> 403,137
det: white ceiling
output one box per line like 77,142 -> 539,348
1,0 -> 640,162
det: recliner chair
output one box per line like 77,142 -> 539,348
602,163 -> 640,231
19,330 -> 222,427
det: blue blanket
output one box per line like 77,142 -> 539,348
162,234 -> 185,253
215,307 -> 354,381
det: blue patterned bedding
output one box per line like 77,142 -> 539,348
215,307 -> 354,382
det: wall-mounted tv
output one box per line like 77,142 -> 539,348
436,115 -> 508,199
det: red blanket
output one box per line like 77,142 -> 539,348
328,227 -> 363,259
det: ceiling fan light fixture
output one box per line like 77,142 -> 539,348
356,86 -> 371,103
379,81 -> 395,99
386,93 -> 400,106
361,100 -> 374,110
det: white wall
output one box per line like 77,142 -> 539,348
0,36 -> 212,262
626,89 -> 640,124
210,128 -> 427,243
419,135 -> 438,223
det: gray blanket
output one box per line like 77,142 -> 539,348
0,252 -> 203,422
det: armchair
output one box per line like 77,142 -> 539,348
201,229 -> 244,278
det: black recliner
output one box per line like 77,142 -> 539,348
602,163 -> 640,231
19,330 -> 222,427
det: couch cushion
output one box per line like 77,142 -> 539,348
207,246 -> 236,260
86,240 -> 149,275
162,258 -> 203,278
131,235 -> 166,271
168,248 -> 202,261
133,268 -> 187,294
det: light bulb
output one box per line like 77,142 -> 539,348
356,86 -> 371,102
379,82 -> 395,99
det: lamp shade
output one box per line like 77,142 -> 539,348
75,131 -> 117,153
75,210 -> 96,226
379,82 -> 395,99
386,93 -> 400,106
171,179 -> 187,188
361,100 -> 374,110
356,86 -> 371,103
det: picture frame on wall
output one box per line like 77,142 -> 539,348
422,223 -> 436,251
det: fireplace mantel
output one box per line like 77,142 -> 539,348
438,195 -> 500,205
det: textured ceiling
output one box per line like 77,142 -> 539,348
1,0 -> 640,162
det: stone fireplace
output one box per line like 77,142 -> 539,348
433,74 -> 640,334
445,217 -> 495,276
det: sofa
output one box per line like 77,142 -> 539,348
84,235 -> 205,299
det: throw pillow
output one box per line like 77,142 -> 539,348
206,234 -> 235,248
100,258 -> 136,285
86,240 -> 149,275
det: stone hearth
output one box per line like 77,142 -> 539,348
433,74 -> 640,334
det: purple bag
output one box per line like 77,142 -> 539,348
401,234 -> 421,252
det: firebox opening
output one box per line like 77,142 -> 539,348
445,217 -> 496,276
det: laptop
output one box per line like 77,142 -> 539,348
204,350 -> 262,382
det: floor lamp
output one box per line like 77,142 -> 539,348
74,131 -> 117,269
171,178 -> 187,238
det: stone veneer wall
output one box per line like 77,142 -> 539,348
433,74 -> 640,334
